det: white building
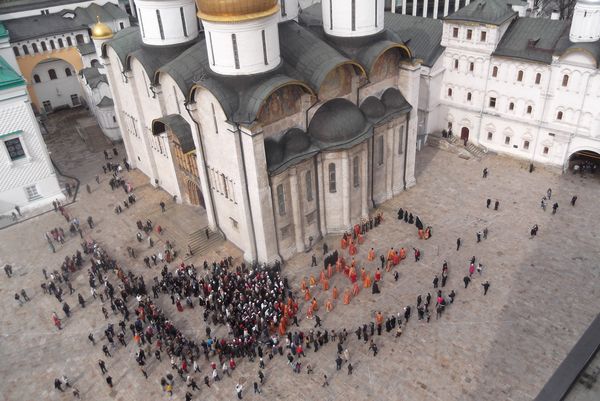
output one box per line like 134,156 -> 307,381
0,54 -> 63,214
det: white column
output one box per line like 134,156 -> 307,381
385,125 -> 394,199
455,0 -> 460,12
316,154 -> 327,234
341,151 -> 350,228
289,168 -> 305,253
444,0 -> 449,16
391,0 -> 397,13
423,0 -> 428,17
412,0 -> 418,16
465,0 -> 470,4
361,143 -> 369,217
434,0 -> 439,18
402,0 -> 407,15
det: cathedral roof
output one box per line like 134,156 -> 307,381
383,13 -> 444,67
80,67 -> 107,89
264,128 -> 319,174
152,114 -> 195,154
444,0 -> 516,26
308,98 -> 371,149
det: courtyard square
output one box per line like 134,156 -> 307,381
0,133 -> 598,401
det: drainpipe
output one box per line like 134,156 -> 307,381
184,101 -> 222,236
563,72 -> 592,171
475,59 -> 493,144
229,123 -> 259,263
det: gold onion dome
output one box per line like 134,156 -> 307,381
196,0 -> 279,22
91,17 -> 113,40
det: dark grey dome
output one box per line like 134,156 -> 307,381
282,128 -> 311,154
264,138 -> 284,166
360,96 -> 385,119
308,98 -> 367,144
381,87 -> 406,110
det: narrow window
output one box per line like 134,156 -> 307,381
374,0 -> 378,27
281,0 -> 287,17
33,74 -> 41,83
353,156 -> 360,188
447,88 -> 453,97
504,136 -> 511,145
211,103 -> 218,133
454,59 -> 458,70
50,40 -> 55,50
562,74 -> 569,87
351,0 -> 356,31
543,146 -> 549,155
261,30 -> 268,65
71,94 -> 80,106
41,41 -> 47,51
305,171 -> 313,201
76,34 -> 84,44
329,0 -> 333,30
221,174 -> 228,199
328,163 -> 336,193
487,132 -> 493,141
489,97 -> 496,108
517,70 -> 523,82
180,7 -> 188,37
277,184 -> 286,215
58,38 -> 64,48
509,102 -> 514,111
523,140 -> 530,150
156,10 -> 164,40
232,34 -> 240,69
398,125 -> 404,155
469,62 -> 474,72
4,138 -> 26,160
65,68 -> 72,77
119,22 -> 124,30
467,92 -> 472,101
66,37 -> 72,46
22,45 -> 29,55
139,8 -> 145,37
377,136 -> 384,166
492,66 -> 498,77
48,69 -> 57,80
209,32 -> 215,66
452,27 -> 459,38
466,29 -> 472,40
13,46 -> 19,56
480,31 -> 487,42
526,105 -> 532,114
32,43 -> 39,53
535,73 -> 541,84
557,111 -> 563,120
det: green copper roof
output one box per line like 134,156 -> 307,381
0,56 -> 25,90
0,22 -> 7,38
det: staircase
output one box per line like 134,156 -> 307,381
447,135 -> 487,160
185,228 -> 224,260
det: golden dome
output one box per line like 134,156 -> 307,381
196,0 -> 279,22
91,17 -> 113,40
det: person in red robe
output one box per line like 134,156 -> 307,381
349,242 -> 357,256
357,233 -> 364,244
332,286 -> 339,299
374,268 -> 382,282
368,248 -> 375,261
311,298 -> 319,312
349,266 -> 357,283
304,288 -> 311,301
322,277 -> 329,291
343,289 -> 351,305
176,298 -> 184,312
52,312 -> 62,330
341,236 -> 348,249
325,299 -> 333,312
327,263 -> 333,278
352,282 -> 360,296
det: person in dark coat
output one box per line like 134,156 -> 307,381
372,281 -> 380,294
397,208 -> 404,219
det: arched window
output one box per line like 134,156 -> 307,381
556,111 -> 563,120
58,38 -> 64,48
33,74 -> 41,83
535,73 -> 541,84
66,37 -> 73,46
467,92 -> 472,101
32,43 -> 38,53
328,163 -> 336,193
523,140 -> 530,150
65,68 -> 72,77
543,146 -> 549,155
526,105 -> 533,114
48,69 -> 57,80
377,136 -> 384,166
76,34 -> 84,44
13,46 -> 19,56
469,62 -> 474,72
50,40 -> 55,50
517,70 -> 523,82
447,88 -> 453,97
276,184 -> 286,216
22,45 -> 29,55
305,171 -> 313,201
41,41 -> 47,51
492,66 -> 498,77
453,59 -> 458,69
353,156 -> 360,188
509,102 -> 514,111
562,74 -> 569,87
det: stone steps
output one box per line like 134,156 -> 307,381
185,228 -> 224,260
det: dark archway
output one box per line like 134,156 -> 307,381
568,150 -> 600,176
461,127 -> 470,141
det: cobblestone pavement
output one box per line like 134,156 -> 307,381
0,131 -> 598,401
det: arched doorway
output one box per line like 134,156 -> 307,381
568,149 -> 600,176
461,127 -> 470,141
187,180 -> 205,208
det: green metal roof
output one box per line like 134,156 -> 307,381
0,22 -> 7,39
0,56 -> 25,90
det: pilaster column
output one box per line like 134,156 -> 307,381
289,167 -> 305,253
402,0 -> 407,14
455,0 -> 460,12
434,0 -> 439,18
316,154 -> 327,234
412,0 -> 418,16
341,151 -> 350,228
444,0 -> 449,16
391,0 -> 397,13
361,143 -> 369,217
423,0 -> 428,17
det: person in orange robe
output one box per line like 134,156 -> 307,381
375,311 -> 384,327
300,278 -> 307,292
352,282 -> 360,296
399,247 -> 406,260
349,266 -> 357,283
319,270 -> 326,284
368,248 -> 375,261
279,319 -> 287,336
363,273 -> 372,288
354,224 -> 360,237
349,242 -> 357,256
360,267 -> 367,281
322,277 -> 329,291
304,288 -> 311,301
357,233 -> 364,244
311,298 -> 318,312
387,247 -> 395,261
393,251 -> 400,266
306,304 -> 313,319
341,236 -> 348,249
336,258 -> 343,273
343,288 -> 351,304
325,299 -> 333,312
374,268 -> 382,282
327,263 -> 333,278
332,286 -> 339,299
309,275 -> 316,287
